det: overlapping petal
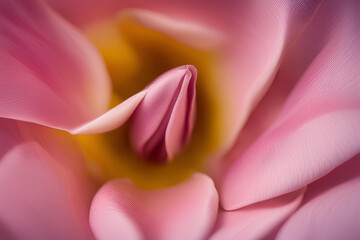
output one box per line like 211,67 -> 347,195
210,189 -> 304,240
90,173 -> 218,240
0,0 -> 111,130
277,154 -> 360,240
221,0 -> 360,209
0,119 -> 95,240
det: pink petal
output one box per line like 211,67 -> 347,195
206,0 -> 327,182
0,119 -> 95,240
71,90 -> 147,135
210,189 -> 304,240
90,173 -> 218,240
211,0 -> 323,150
0,0 -> 111,130
131,65 -> 196,162
221,0 -> 360,210
277,154 -> 360,240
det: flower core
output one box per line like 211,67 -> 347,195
76,10 -> 223,189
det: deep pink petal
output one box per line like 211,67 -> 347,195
221,0 -> 360,209
0,119 -> 95,240
0,0 -> 111,130
210,189 -> 304,240
131,65 -> 196,162
90,173 -> 218,240
277,154 -> 360,240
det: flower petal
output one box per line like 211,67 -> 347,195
221,0 -> 360,209
72,90 -> 147,135
276,154 -> 360,240
0,119 -> 95,240
131,65 -> 196,162
210,189 -> 304,240
90,173 -> 218,240
0,0 -> 111,130
117,9 -> 223,50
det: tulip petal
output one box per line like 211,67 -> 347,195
221,0 -> 360,209
0,119 -> 95,240
276,154 -> 360,240
90,173 -> 218,240
0,0 -> 111,130
210,189 -> 304,240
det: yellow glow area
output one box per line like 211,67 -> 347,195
77,12 -> 224,189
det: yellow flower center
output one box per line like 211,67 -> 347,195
76,10 -> 224,189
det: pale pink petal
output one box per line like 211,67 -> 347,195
221,0 -> 360,209
210,189 -> 304,240
71,90 -> 147,135
0,0 -> 111,130
117,9 -> 224,50
277,154 -> 360,240
90,173 -> 218,240
0,119 -> 95,240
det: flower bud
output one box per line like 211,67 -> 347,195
130,65 -> 197,163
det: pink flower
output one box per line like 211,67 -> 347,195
1,0 -> 360,239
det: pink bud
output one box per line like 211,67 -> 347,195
130,65 -> 197,163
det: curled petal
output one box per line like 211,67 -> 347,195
131,65 -> 196,162
90,173 -> 218,240
0,119 -> 95,240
